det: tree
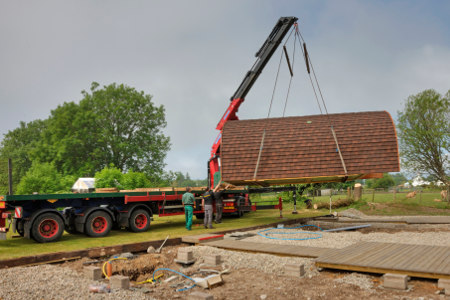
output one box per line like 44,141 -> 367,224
397,89 -> 449,197
366,173 -> 395,189
16,162 -> 72,194
122,170 -> 151,190
391,173 -> 408,186
33,82 -> 171,179
94,165 -> 124,189
83,82 -> 170,178
32,101 -> 101,176
0,120 -> 47,193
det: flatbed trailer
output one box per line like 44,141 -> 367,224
0,188 -> 251,243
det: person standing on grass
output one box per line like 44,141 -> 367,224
182,187 -> 195,230
202,187 -> 215,229
213,183 -> 228,224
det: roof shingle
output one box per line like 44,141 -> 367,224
220,111 -> 400,186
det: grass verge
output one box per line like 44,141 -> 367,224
0,208 -> 323,260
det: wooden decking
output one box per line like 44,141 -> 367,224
200,238 -> 450,279
315,241 -> 450,279
202,239 -> 330,258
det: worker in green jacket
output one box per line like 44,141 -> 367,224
182,187 -> 195,230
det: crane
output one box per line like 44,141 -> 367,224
208,16 -> 298,188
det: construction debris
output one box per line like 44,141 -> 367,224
156,235 -> 170,253
313,198 -> 354,210
88,284 -> 110,293
187,291 -> 214,300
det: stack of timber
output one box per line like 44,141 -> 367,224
220,111 -> 399,186
313,198 -> 354,210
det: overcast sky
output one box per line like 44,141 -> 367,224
1,0 -> 449,179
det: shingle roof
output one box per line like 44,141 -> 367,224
220,111 -> 400,186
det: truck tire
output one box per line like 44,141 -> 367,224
128,209 -> 151,232
84,211 -> 112,237
195,213 -> 204,220
16,219 -> 25,237
31,213 -> 64,243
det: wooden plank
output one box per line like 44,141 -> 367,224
315,242 -> 450,280
435,252 -> 450,274
372,243 -> 418,269
395,245 -> 434,270
317,242 -> 374,263
380,244 -> 422,269
410,246 -> 449,273
367,243 -> 409,268
202,239 -> 330,258
357,243 -> 402,267
337,242 -> 389,266
315,261 -> 450,280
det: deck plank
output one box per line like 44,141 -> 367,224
316,242 -> 450,279
202,239 -> 331,258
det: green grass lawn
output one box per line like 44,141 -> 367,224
1,191 -> 447,260
305,191 -> 449,216
0,207 -> 323,260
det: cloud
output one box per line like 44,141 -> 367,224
0,0 -> 449,179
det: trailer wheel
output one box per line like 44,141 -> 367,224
85,211 -> 112,237
128,209 -> 151,232
31,213 -> 64,243
16,219 -> 25,237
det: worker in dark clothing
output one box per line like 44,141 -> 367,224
213,185 -> 224,224
202,187 -> 215,229
182,187 -> 195,230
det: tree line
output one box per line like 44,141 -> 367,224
0,85 -> 448,195
0,82 -> 172,194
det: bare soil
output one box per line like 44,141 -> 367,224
61,233 -> 447,300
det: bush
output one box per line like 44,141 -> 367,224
122,171 -> 151,190
17,162 -> 68,194
94,166 -> 123,188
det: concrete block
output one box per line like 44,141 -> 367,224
176,248 -> 195,264
383,273 -> 408,290
178,251 -> 194,261
206,274 -> 223,288
110,275 -> 130,289
84,266 -> 102,281
284,264 -> 305,277
187,291 -> 214,300
438,279 -> 450,295
204,255 -> 221,266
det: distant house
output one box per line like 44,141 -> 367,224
72,178 -> 95,193
412,176 -> 430,187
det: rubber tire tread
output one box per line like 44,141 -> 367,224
31,212 -> 64,243
84,211 -> 112,237
128,209 -> 151,232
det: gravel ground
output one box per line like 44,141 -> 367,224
243,228 -> 450,248
189,245 -> 319,277
0,217 -> 448,299
0,265 -> 150,300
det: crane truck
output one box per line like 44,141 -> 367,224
0,17 -> 299,242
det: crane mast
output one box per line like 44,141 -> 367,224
209,16 -> 298,188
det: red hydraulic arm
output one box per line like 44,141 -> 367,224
208,17 -> 298,187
